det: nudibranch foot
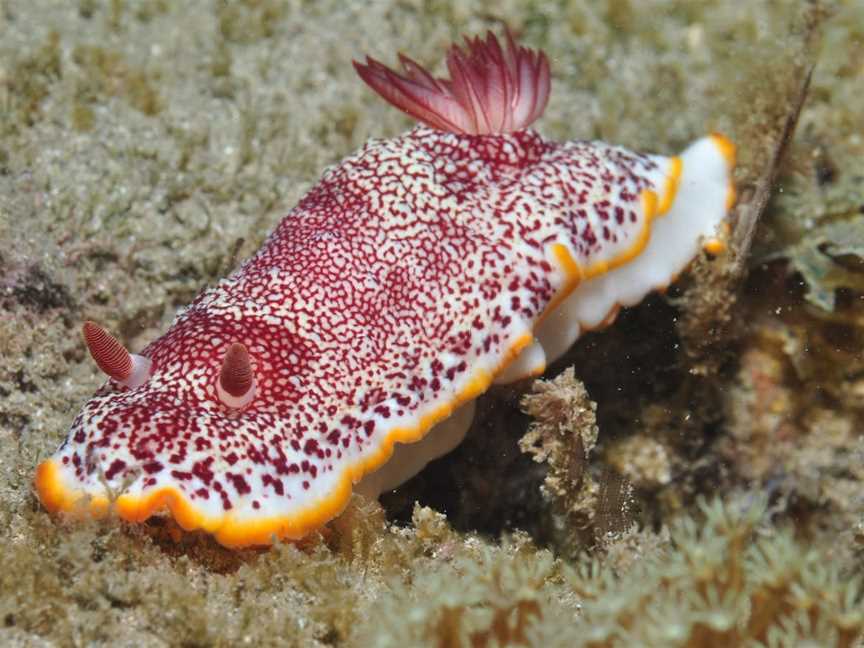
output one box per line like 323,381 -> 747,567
355,401 -> 476,499
35,29 -> 734,549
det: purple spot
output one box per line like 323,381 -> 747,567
226,472 -> 251,495
142,461 -> 164,475
192,458 -> 214,484
105,459 -> 126,480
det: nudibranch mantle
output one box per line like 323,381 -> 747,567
35,32 -> 735,549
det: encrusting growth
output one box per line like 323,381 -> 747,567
35,29 -> 734,548
519,367 -> 600,526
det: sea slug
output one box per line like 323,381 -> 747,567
35,30 -> 735,548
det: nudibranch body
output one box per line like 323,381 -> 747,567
35,31 -> 734,548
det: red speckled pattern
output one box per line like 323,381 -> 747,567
44,126 -> 670,534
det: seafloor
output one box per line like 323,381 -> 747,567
1,1 -> 862,646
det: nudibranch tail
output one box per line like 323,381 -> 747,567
353,28 -> 550,135
82,321 -> 151,389
534,133 -> 736,363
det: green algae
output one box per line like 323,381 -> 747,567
217,0 -> 287,44
752,1 -> 864,312
767,215 -> 864,311
1,30 -> 62,135
71,45 -> 163,118
1,0 -> 863,645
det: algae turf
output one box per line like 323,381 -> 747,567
358,499 -> 864,647
1,0 -> 863,646
1,496 -> 862,646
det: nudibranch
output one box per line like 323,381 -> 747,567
35,30 -> 735,548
